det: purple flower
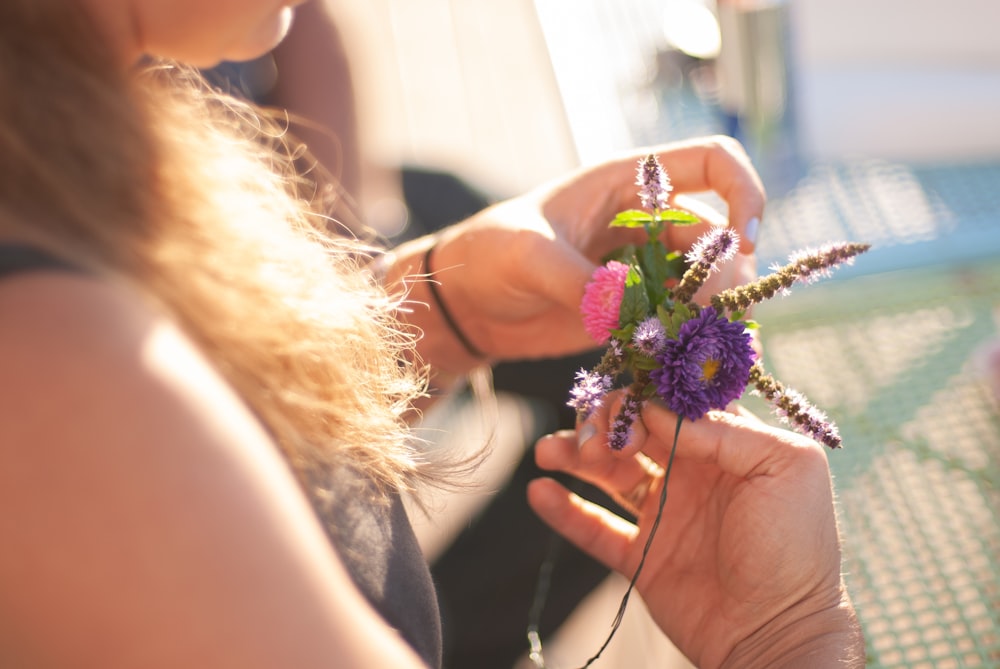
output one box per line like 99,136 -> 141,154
567,368 -> 614,419
673,227 -> 740,305
748,363 -> 842,448
786,242 -> 865,285
686,227 -> 739,270
608,389 -> 643,451
650,308 -> 755,421
636,154 -> 672,212
774,389 -> 842,449
712,242 -> 871,314
632,316 -> 667,356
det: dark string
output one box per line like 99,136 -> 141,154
423,243 -> 487,359
527,417 -> 684,669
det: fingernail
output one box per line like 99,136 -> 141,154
744,216 -> 760,246
577,423 -> 597,447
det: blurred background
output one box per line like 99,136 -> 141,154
274,1 -> 1000,666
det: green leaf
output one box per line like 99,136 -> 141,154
632,355 -> 660,372
657,303 -> 680,339
656,209 -> 701,225
743,319 -> 760,330
610,209 -> 655,228
662,250 -> 687,281
618,264 -> 651,326
610,324 -> 636,341
625,264 -> 642,287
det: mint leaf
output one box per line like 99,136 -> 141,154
619,264 -> 650,326
656,209 -> 701,226
610,209 -> 655,228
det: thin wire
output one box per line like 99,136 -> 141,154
527,417 -> 685,669
527,532 -> 564,668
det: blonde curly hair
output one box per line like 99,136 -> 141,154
0,0 -> 431,497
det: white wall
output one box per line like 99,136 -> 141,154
789,0 -> 1000,162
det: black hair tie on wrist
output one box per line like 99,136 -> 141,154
424,243 -> 487,360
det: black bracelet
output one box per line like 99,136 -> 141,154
424,243 -> 486,359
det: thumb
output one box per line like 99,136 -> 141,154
639,403 -> 824,480
518,236 -> 597,313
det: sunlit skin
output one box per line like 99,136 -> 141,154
80,0 -> 306,67
0,1 -> 864,664
529,402 -> 864,668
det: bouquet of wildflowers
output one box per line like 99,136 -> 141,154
527,156 -> 869,668
569,154 -> 869,452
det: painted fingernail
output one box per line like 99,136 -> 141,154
744,216 -> 760,246
577,423 -> 597,447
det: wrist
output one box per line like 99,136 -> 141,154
718,588 -> 865,669
375,234 -> 490,381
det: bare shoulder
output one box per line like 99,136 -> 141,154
0,272 -> 265,459
0,271 -> 155,378
0,274 -> 425,668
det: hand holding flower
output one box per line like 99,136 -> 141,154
382,137 -> 767,373
528,405 -> 865,669
526,152 -> 869,668
568,154 -> 868,449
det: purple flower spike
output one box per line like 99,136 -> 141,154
608,389 -> 643,451
712,242 -> 871,314
786,243 -> 863,285
650,308 -> 755,421
777,389 -> 842,449
686,226 -> 739,271
673,227 -> 740,304
749,363 -> 842,449
636,154 -> 672,212
567,369 -> 614,420
633,316 -> 667,356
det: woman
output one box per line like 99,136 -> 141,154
0,1 -> 861,667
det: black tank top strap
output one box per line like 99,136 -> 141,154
0,244 -> 82,280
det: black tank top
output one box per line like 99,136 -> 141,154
0,244 -> 442,668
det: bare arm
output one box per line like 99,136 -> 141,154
381,138 -> 765,381
0,275 -> 428,668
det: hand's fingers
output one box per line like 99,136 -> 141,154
517,238 -> 595,316
586,389 -> 650,459
486,208 -> 599,338
535,430 -> 588,470
535,428 -> 658,512
526,477 -> 637,573
655,136 -> 766,254
637,402 -> 826,481
554,137 -> 765,255
665,195 -> 726,256
570,387 -> 650,458
671,193 -> 727,225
